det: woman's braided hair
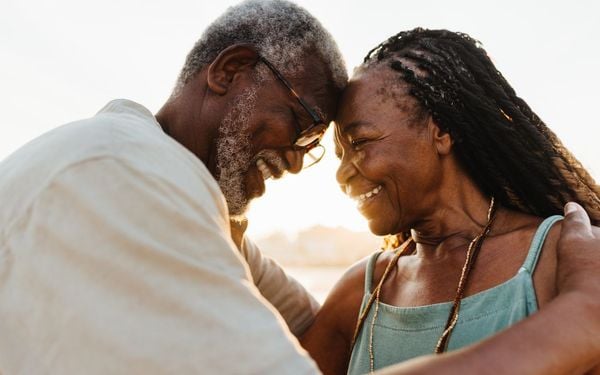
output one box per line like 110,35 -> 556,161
366,28 -> 600,225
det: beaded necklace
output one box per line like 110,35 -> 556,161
350,197 -> 497,373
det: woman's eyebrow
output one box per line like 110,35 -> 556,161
340,120 -> 371,134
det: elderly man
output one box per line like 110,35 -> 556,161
0,1 -> 344,373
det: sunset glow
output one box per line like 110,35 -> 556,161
2,0 -> 598,239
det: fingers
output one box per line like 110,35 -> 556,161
230,216 -> 249,251
230,216 -> 249,232
562,202 -> 593,237
556,203 -> 600,294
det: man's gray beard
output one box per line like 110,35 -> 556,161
215,87 -> 257,218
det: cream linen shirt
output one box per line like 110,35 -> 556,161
0,100 -> 320,374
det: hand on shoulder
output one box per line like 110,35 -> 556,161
556,202 -> 600,294
556,203 -> 600,372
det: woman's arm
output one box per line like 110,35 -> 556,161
300,258 -> 370,375
375,202 -> 600,375
301,251 -> 396,375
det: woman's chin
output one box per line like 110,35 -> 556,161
365,213 -> 407,237
367,217 -> 395,236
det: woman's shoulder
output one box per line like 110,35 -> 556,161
309,250 -> 392,338
299,251 -> 389,373
494,210 -> 562,258
321,252 -> 379,307
334,249 -> 399,295
503,211 -> 562,305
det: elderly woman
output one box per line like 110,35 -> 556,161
300,29 -> 600,374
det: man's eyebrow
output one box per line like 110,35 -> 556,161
288,106 -> 310,136
291,104 -> 324,131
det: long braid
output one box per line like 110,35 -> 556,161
364,28 -> 600,224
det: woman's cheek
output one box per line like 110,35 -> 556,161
353,149 -> 367,166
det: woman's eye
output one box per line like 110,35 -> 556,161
350,138 -> 368,148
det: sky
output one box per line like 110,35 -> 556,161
1,0 -> 599,238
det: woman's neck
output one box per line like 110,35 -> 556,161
409,178 -> 496,258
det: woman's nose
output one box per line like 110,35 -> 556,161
336,157 -> 355,194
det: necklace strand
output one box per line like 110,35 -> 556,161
356,197 -> 497,374
366,241 -> 415,371
435,197 -> 496,352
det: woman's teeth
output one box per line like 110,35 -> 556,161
256,159 -> 272,180
357,185 -> 382,203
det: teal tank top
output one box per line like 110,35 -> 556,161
348,215 -> 562,375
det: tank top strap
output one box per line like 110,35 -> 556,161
364,250 -> 385,293
520,215 -> 563,274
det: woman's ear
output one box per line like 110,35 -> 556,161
428,117 -> 453,155
207,44 -> 260,95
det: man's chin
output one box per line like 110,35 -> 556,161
222,169 -> 267,218
228,196 -> 253,219
224,192 -> 247,217
226,185 -> 259,218
246,166 -> 267,198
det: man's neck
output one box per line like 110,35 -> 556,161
155,76 -> 219,175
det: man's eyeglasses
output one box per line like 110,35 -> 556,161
259,56 -> 327,169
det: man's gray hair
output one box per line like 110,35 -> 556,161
175,0 -> 347,93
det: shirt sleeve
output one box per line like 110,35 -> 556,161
0,157 -> 320,375
240,237 -> 321,336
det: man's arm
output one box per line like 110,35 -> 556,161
375,202 -> 600,375
0,157 -> 319,374
230,217 -> 320,336
240,236 -> 321,336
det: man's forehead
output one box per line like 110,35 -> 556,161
288,56 -> 343,120
299,87 -> 338,122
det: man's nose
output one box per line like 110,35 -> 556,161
284,149 -> 304,174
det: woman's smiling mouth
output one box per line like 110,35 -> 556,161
354,185 -> 383,207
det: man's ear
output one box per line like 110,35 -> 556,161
207,44 -> 260,95
428,117 -> 453,156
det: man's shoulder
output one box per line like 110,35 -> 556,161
3,100 -> 168,169
0,100 -> 226,228
57,99 -> 175,164
5,99 -> 212,181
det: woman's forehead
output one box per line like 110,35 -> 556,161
348,64 -> 413,98
336,70 -> 383,115
337,67 -> 414,121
